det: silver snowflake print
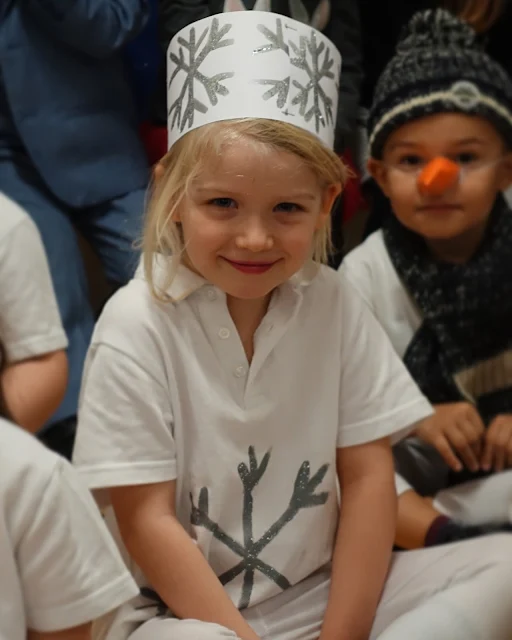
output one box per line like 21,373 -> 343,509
138,447 -> 330,613
191,447 -> 329,610
168,18 -> 235,132
255,19 -> 336,133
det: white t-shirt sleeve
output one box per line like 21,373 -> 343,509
19,458 -> 138,632
337,279 -> 432,448
339,246 -> 377,315
0,214 -> 67,363
74,343 -> 177,490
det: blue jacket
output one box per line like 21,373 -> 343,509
0,0 -> 150,208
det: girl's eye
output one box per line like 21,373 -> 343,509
208,198 -> 236,208
275,202 -> 304,213
454,152 -> 478,165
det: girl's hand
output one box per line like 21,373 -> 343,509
481,415 -> 512,472
414,403 -> 485,473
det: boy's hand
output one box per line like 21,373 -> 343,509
414,403 -> 485,473
481,415 -> 512,472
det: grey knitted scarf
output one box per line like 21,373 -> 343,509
383,197 -> 512,426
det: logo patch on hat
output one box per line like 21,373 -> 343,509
449,81 -> 481,111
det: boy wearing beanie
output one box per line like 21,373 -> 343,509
342,9 -> 512,549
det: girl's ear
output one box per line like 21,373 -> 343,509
315,183 -> 342,230
172,205 -> 182,223
324,182 -> 342,212
152,162 -> 165,183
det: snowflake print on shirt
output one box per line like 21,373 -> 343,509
192,447 -> 329,609
139,447 -> 330,614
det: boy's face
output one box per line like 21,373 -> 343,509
369,113 -> 512,243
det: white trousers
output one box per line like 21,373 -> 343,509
394,437 -> 512,525
128,535 -> 512,640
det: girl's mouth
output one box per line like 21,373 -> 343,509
223,259 -> 277,274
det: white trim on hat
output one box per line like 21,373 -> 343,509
369,81 -> 512,151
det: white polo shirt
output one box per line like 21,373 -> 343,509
0,418 -> 138,639
340,230 -> 422,359
74,259 -> 431,634
0,192 -> 67,367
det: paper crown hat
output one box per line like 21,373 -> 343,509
166,2 -> 341,149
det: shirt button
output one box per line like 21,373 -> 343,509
234,365 -> 246,378
218,327 -> 230,340
206,288 -> 217,301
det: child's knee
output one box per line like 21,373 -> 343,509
131,618 -> 240,640
451,533 -> 512,569
177,620 -> 239,640
477,533 -> 512,564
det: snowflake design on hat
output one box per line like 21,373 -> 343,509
255,19 -> 337,133
168,18 -> 235,132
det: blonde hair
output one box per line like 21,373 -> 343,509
143,119 -> 347,300
444,0 -> 504,32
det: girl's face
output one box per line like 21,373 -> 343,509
369,113 -> 512,256
174,138 -> 339,302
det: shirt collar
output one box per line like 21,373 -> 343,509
137,255 -> 320,303
167,264 -> 207,302
288,259 -> 320,290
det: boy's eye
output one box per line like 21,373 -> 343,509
398,154 -> 423,167
208,197 -> 236,208
275,202 -> 304,213
454,152 -> 478,165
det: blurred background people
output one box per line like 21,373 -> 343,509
0,0 -> 151,455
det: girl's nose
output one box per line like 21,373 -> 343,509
236,219 -> 273,251
418,157 -> 460,197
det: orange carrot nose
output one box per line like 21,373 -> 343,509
418,157 -> 460,196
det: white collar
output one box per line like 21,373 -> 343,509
136,254 -> 319,303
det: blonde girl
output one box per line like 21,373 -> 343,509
74,10 -> 512,640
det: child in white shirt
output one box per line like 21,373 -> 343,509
74,8 -> 512,640
342,9 -> 512,549
0,192 -> 68,439
0,417 -> 137,640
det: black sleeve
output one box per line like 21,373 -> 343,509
158,0 -> 211,49
323,0 -> 363,152
151,0 -> 213,125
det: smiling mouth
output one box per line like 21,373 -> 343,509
418,204 -> 461,212
222,258 -> 278,274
